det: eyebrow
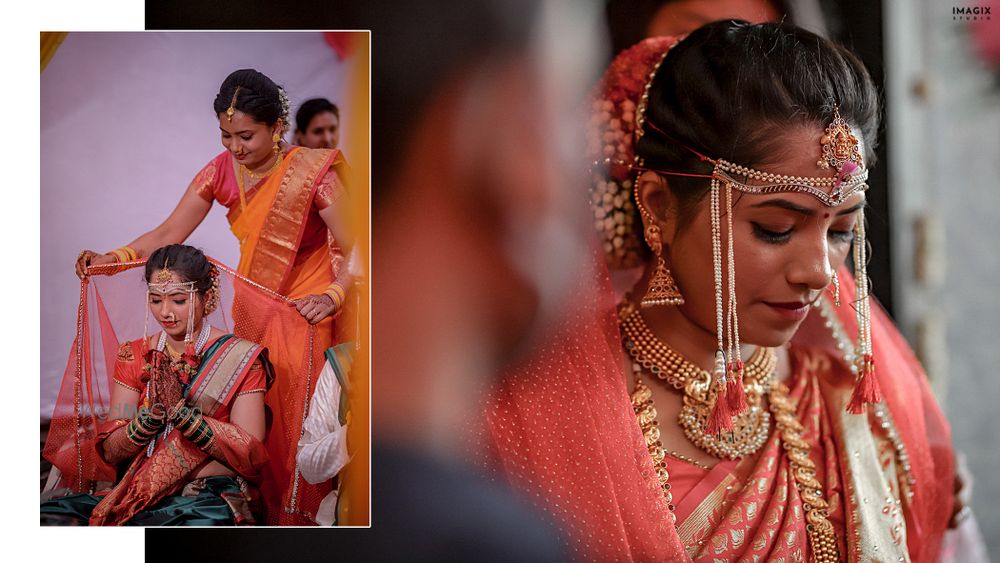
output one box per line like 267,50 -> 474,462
749,198 -> 866,217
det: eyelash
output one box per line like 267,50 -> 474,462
149,299 -> 187,305
222,134 -> 253,141
751,223 -> 855,245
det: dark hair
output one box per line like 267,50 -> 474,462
637,20 -> 880,223
295,98 -> 339,133
144,244 -> 214,294
213,69 -> 285,126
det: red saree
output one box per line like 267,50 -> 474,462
484,261 -> 954,561
88,335 -> 269,526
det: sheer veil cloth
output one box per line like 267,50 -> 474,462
43,258 -> 331,525
484,36 -> 954,561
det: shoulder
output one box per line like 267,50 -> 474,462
189,152 -> 230,201
117,338 -> 150,363
213,333 -> 266,355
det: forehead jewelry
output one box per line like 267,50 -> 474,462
144,260 -> 200,344
818,105 -> 863,172
226,86 -> 241,123
633,109 -> 880,429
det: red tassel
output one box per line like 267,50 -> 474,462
846,354 -> 882,414
705,380 -> 734,434
726,361 -> 748,414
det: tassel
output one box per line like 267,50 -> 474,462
705,378 -> 734,434
726,360 -> 748,414
846,354 -> 882,414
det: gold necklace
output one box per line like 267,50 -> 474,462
629,334 -> 840,561
235,153 -> 283,214
240,152 -> 283,179
768,379 -> 841,562
619,301 -> 777,459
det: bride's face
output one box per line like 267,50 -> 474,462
147,270 -> 205,340
651,128 -> 866,348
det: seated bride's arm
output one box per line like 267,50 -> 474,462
98,342 -> 166,466
171,358 -> 269,480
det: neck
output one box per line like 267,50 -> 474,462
632,266 -> 755,371
245,143 -> 285,174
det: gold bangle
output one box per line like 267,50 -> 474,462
324,283 -> 346,307
108,246 -> 138,263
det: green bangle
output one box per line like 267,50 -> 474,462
193,422 -> 214,449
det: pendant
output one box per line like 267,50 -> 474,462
677,371 -> 771,459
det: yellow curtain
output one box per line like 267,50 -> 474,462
338,31 -> 371,526
41,32 -> 68,73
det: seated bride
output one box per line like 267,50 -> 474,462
41,244 -> 272,525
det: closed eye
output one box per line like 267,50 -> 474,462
751,223 -> 793,244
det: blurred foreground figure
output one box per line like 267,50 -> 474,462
150,0 -> 603,558
370,1 -> 603,559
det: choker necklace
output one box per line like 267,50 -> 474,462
619,300 -> 777,459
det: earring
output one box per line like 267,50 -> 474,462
829,270 -> 841,307
272,132 -> 281,155
640,223 -> 684,307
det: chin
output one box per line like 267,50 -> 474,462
744,320 -> 801,348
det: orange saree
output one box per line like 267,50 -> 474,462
191,147 -> 350,524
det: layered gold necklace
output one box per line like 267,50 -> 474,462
620,300 -> 840,562
619,301 -> 776,459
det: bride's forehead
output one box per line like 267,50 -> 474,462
741,190 -> 866,213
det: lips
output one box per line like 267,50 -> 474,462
161,320 -> 178,328
763,301 -> 811,321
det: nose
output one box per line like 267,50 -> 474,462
786,235 -> 834,294
322,132 -> 334,147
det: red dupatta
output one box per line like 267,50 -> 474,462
484,258 -> 954,561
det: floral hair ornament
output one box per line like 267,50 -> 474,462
586,36 -> 681,270
225,86 -> 242,122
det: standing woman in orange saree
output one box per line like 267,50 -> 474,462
486,22 -> 965,561
72,69 -> 352,524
